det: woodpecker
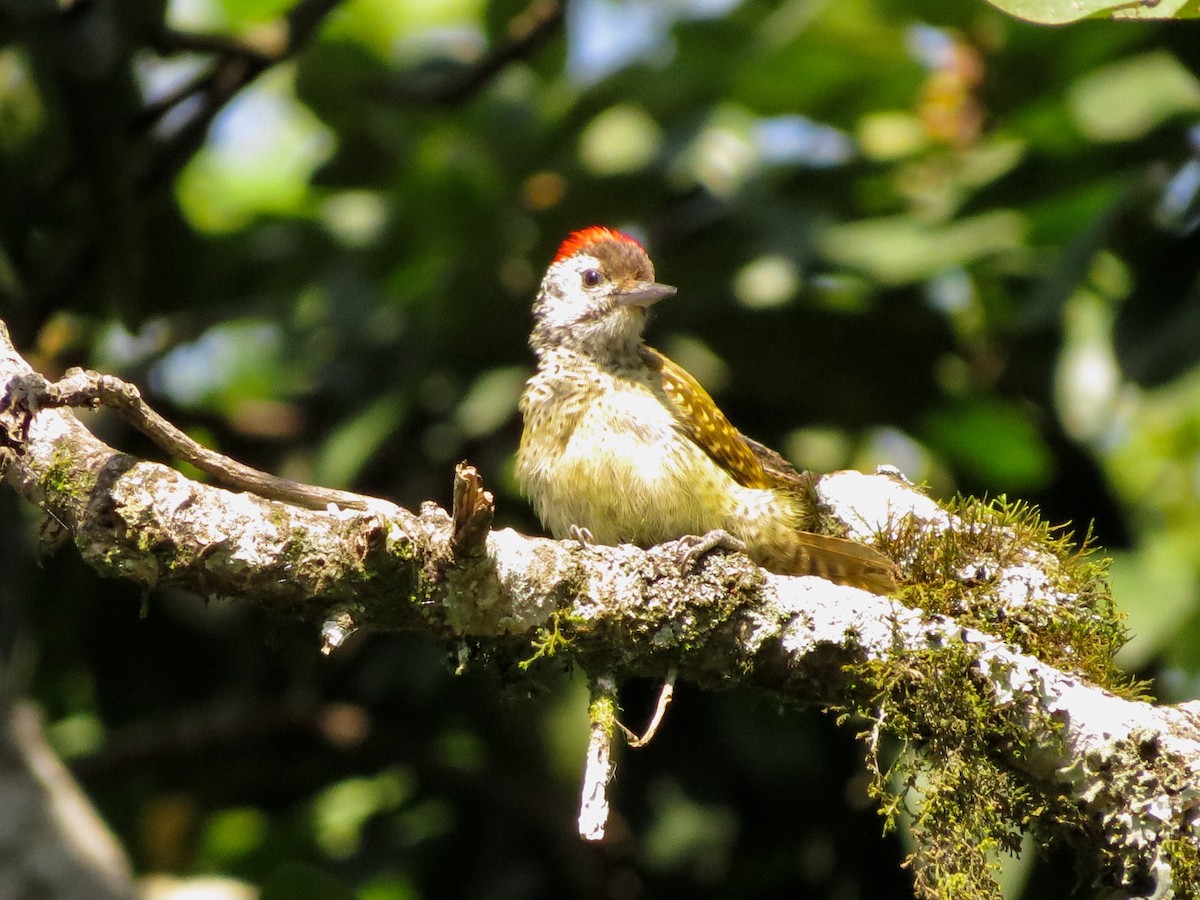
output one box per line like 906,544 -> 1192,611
516,226 -> 896,593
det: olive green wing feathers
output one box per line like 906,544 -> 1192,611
644,346 -> 897,591
643,346 -> 775,490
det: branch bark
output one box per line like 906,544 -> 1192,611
0,698 -> 137,900
1,316 -> 1198,897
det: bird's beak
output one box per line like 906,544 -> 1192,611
614,281 -> 677,308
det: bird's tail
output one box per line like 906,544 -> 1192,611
771,531 -> 897,594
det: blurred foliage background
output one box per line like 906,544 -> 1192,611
2,0 -> 1200,897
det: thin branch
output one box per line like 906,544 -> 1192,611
2,366 -> 399,516
135,0 -> 346,194
621,670 -> 676,749
150,27 -> 277,63
579,675 -> 619,841
384,0 -> 564,105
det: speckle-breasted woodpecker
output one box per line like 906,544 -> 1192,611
516,226 -> 895,594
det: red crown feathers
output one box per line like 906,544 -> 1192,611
552,226 -> 643,264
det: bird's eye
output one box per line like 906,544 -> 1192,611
581,268 -> 602,287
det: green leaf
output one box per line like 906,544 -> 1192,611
923,399 -> 1055,490
1067,51 -> 1200,142
313,390 -> 407,488
983,0 -> 1200,24
1111,536 -> 1199,671
219,0 -> 294,23
819,211 -> 1026,286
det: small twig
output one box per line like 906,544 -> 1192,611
320,608 -> 359,655
151,27 -> 278,63
620,670 -> 677,749
133,20 -> 289,138
578,674 -> 619,841
131,67 -> 219,134
385,0 -> 563,105
135,0 -> 346,193
2,368 -> 400,516
451,462 -> 494,558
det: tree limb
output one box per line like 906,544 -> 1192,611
135,0 -> 346,194
1,316 -> 1198,897
382,0 -> 564,105
149,27 -> 278,64
0,698 -> 137,900
2,365 -> 400,516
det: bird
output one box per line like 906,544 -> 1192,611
516,226 -> 896,594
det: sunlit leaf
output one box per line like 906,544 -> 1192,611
923,399 -> 1054,490
984,0 -> 1200,23
819,211 -> 1026,285
1111,537 -> 1199,671
201,807 -> 270,867
313,390 -> 407,488
1068,51 -> 1200,142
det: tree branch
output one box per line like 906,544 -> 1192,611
150,27 -> 278,64
0,699 -> 137,900
383,0 -> 564,105
2,366 -> 399,516
135,0 -> 346,194
1,315 -> 1197,896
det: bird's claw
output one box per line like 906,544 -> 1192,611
675,529 -> 748,573
570,524 -> 595,549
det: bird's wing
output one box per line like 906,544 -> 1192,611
742,435 -> 811,492
643,346 -> 775,490
645,347 -> 897,590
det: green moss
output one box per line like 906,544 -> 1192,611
389,538 -> 416,562
833,496 -> 1154,898
587,681 -> 619,732
281,527 -> 313,564
44,444 -> 96,501
840,643 -> 1063,900
877,494 -> 1144,698
518,611 -> 574,670
1163,836 -> 1200,897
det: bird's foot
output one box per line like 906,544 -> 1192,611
675,529 -> 749,573
569,524 -> 595,549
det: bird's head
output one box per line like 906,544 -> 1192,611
530,226 -> 676,358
